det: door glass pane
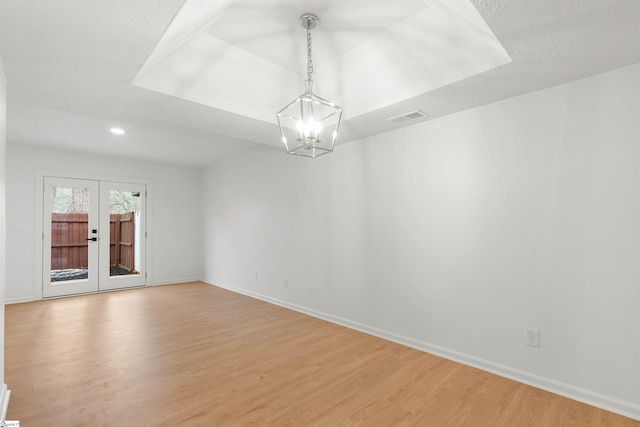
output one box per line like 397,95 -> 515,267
50,186 -> 90,283
109,190 -> 141,277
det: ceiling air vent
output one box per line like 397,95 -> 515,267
387,110 -> 429,123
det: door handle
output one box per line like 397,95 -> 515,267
86,237 -> 98,242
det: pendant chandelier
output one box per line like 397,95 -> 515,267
276,14 -> 343,158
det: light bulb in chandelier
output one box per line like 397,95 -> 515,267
276,13 -> 343,158
297,118 -> 323,147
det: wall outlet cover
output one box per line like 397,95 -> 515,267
526,328 -> 540,348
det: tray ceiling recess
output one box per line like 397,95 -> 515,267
133,0 -> 511,141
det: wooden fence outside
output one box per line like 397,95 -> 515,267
50,213 -> 88,271
110,212 -> 135,272
50,212 -> 136,271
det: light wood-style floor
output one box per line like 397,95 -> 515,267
5,282 -> 638,426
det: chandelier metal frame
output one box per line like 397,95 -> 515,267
276,14 -> 343,158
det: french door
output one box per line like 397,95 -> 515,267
43,177 -> 147,298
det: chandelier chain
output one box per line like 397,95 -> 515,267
306,27 -> 313,86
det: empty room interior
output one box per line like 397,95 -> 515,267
0,0 -> 639,425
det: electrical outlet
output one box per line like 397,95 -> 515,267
526,328 -> 540,348
254,272 -> 259,282
283,278 -> 288,288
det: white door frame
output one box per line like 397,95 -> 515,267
35,170 -> 153,300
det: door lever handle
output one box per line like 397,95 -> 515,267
86,237 -> 98,241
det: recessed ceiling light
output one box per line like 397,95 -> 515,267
110,128 -> 125,135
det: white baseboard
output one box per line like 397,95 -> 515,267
149,277 -> 204,287
203,278 -> 640,422
5,297 -> 35,305
5,279 -> 204,304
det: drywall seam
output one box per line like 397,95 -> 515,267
203,278 -> 640,422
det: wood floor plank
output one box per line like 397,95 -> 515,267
5,282 -> 639,426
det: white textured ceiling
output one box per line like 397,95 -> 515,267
1,0 -> 639,166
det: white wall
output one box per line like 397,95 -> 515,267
6,144 -> 204,302
0,55 -> 8,392
203,62 -> 640,419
